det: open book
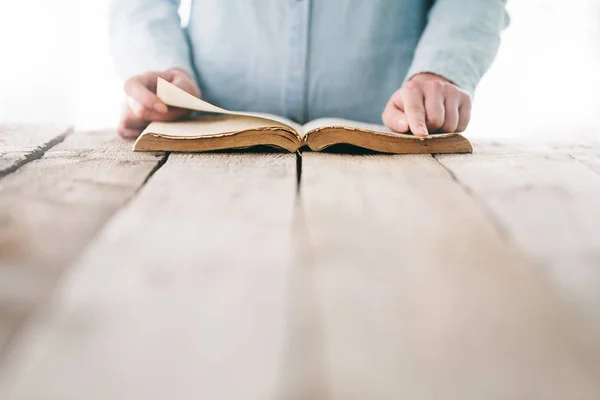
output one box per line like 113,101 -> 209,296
133,78 -> 472,154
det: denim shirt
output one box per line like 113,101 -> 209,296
110,0 -> 508,124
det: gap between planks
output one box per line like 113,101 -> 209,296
432,154 -> 511,241
0,152 -> 300,400
0,125 -> 73,178
0,129 -> 168,357
2,151 -> 600,399
436,138 -> 600,332
297,152 -> 600,398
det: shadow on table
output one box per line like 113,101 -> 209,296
195,144 -> 379,155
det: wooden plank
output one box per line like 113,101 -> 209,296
437,140 -> 600,329
0,124 -> 72,177
292,153 -> 600,399
0,153 -> 298,400
2,149 -> 599,399
552,138 -> 600,177
0,129 -> 165,353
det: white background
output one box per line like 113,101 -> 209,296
0,0 -> 598,138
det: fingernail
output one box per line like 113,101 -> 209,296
417,125 -> 428,136
154,102 -> 168,113
397,119 -> 408,132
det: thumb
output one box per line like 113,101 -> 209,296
172,75 -> 201,97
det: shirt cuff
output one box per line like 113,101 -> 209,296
405,50 -> 480,95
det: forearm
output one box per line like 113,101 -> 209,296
406,0 -> 509,94
109,0 -> 195,81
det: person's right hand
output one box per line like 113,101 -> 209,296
118,69 -> 200,138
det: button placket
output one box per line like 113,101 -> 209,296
282,0 -> 310,123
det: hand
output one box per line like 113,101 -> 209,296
382,73 -> 472,137
118,69 -> 200,138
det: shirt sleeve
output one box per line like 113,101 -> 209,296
109,0 -> 195,81
405,0 -> 510,95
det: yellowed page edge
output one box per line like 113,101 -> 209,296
303,122 -> 472,154
133,117 -> 302,152
302,118 -> 472,152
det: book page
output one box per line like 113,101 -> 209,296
301,118 -> 394,136
157,78 -> 301,133
143,114 -> 297,138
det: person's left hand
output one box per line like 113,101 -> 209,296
382,73 -> 472,136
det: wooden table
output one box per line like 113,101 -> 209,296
1,124 -> 599,399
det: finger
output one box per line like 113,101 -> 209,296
118,106 -> 147,138
119,108 -> 190,140
117,126 -> 144,139
456,93 -> 472,132
157,69 -> 201,97
141,70 -> 200,102
121,106 -> 151,130
138,71 -> 178,91
171,75 -> 200,96
126,96 -> 190,121
441,91 -> 460,133
124,77 -> 169,113
424,85 -> 445,132
382,101 -> 409,133
402,86 -> 428,136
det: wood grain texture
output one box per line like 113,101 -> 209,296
551,137 -> 600,177
0,153 -> 298,400
437,139 -> 600,330
1,141 -> 599,399
0,124 -> 72,177
293,153 -> 600,400
0,129 -> 164,354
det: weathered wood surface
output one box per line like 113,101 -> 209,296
1,125 -> 600,399
0,129 -> 164,353
551,137 -> 600,177
0,124 -> 72,177
437,139 -> 600,329
0,153 -> 298,400
297,153 -> 600,399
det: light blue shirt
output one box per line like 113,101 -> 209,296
110,0 -> 508,124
